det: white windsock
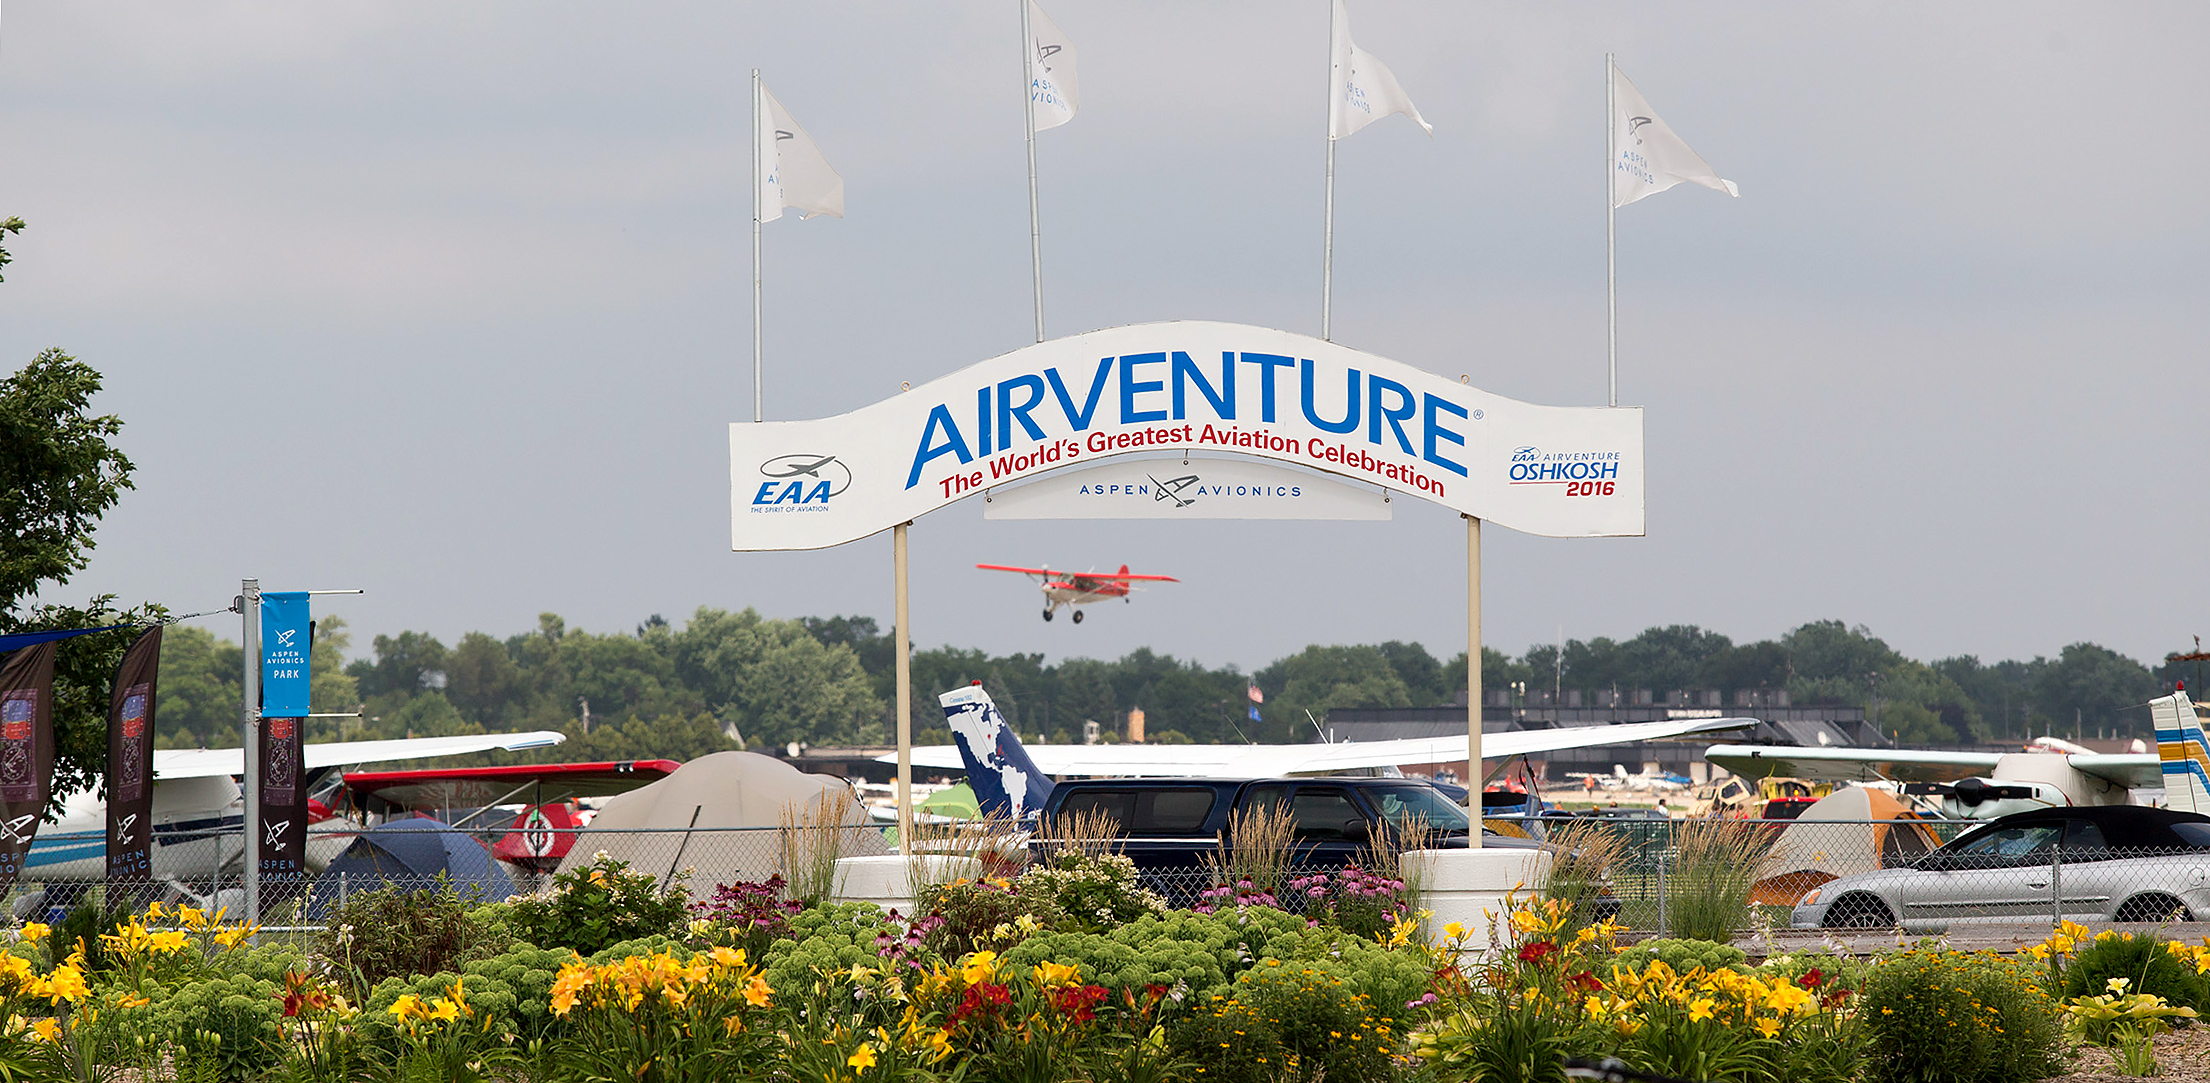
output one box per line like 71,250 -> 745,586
756,84 -> 844,223
1027,0 -> 1079,131
1328,0 -> 1431,139
1611,62 -> 1737,208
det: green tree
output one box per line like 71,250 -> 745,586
0,216 -> 22,281
443,631 -> 526,726
348,630 -> 448,700
670,607 -> 883,747
153,624 -> 242,748
3,320 -> 162,810
2031,643 -> 2159,738
1256,644 -> 1411,735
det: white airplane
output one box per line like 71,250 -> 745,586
1704,688 -> 2210,820
883,684 -> 1758,819
26,731 -> 566,887
1566,764 -> 1694,794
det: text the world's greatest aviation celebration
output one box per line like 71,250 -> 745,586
729,321 -> 1643,550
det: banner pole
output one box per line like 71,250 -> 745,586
752,68 -> 764,424
1021,0 -> 1045,343
1606,53 -> 1617,408
893,523 -> 914,856
1465,516 -> 1483,834
239,578 -> 261,925
1320,3 -> 1337,342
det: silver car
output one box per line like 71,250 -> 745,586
1792,806 -> 2210,929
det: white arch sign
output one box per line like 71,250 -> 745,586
730,320 -> 1643,551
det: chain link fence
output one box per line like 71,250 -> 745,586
12,816 -> 2207,935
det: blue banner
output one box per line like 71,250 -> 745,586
259,592 -> 311,718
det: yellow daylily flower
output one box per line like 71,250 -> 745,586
847,1043 -> 877,1073
388,994 -> 425,1020
959,951 -> 999,985
744,974 -> 773,1008
427,998 -> 461,1024
30,1018 -> 58,1042
1032,960 -> 1080,987
1754,1017 -> 1782,1038
17,923 -> 48,945
1687,998 -> 1716,1023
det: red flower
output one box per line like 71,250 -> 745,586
1566,970 -> 1603,994
1049,984 -> 1109,1024
1798,968 -> 1825,990
1517,941 -> 1558,964
950,982 -> 1014,1024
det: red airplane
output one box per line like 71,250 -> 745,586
976,563 -> 1179,623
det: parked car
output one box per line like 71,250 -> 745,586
1793,805 -> 2210,929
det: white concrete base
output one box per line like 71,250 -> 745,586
830,855 -> 982,916
1402,847 -> 1553,950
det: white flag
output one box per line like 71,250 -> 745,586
1610,64 -> 1737,208
756,84 -> 844,223
1027,0 -> 1079,131
1328,0 -> 1431,140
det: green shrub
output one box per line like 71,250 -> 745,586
506,853 -> 689,956
760,902 -> 900,993
1020,849 -> 1169,932
1860,950 -> 2063,1083
1170,961 -> 1398,1083
923,875 -> 1066,955
147,969 -> 289,1082
314,879 -> 512,1000
1614,938 -> 1747,976
2061,931 -> 2210,1012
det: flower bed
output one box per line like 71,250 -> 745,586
1,858 -> 2205,1082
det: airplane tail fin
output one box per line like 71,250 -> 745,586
2151,688 -> 2210,813
940,684 -> 1055,820
1117,564 -> 1130,576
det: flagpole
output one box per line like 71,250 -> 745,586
752,68 -> 764,424
1320,3 -> 1337,342
1022,0 -> 1045,343
1605,53 -> 1617,408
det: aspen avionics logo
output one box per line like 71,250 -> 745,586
750,454 -> 850,514
1507,446 -> 1621,498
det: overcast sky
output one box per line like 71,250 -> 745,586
4,2 -> 2205,676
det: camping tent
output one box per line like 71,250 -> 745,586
305,818 -> 516,919
553,751 -> 887,893
1749,786 -> 1945,906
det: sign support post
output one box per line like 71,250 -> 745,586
238,578 -> 262,924
894,522 -> 914,856
1465,516 -> 1483,837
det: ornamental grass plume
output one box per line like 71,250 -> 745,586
1662,817 -> 1766,942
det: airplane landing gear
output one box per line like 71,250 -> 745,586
1043,609 -> 1054,621
1072,610 -> 1085,624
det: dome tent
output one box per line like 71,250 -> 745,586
553,751 -> 886,894
305,818 -> 516,919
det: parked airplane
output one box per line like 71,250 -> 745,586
338,759 -> 680,872
975,564 -> 1178,623
892,684 -> 1757,819
27,731 -> 567,887
1704,687 -> 2210,820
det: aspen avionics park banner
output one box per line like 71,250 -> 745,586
730,321 -> 1643,551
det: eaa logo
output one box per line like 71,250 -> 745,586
752,453 -> 851,508
1511,446 -> 1541,464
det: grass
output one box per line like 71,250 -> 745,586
778,790 -> 862,905
1205,800 -> 1295,898
1538,818 -> 1632,932
1662,817 -> 1770,941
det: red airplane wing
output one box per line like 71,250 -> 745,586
977,564 -> 1177,582
342,759 -> 680,814
975,563 -> 1072,578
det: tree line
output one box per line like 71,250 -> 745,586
137,610 -> 2194,756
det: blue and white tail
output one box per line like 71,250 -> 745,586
2150,689 -> 2210,813
940,684 -> 1055,820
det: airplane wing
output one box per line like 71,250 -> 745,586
887,717 -> 1754,777
343,759 -> 679,812
1703,744 -> 2004,784
976,564 -> 1068,578
2065,754 -> 2165,790
153,731 -> 568,781
1079,572 -> 1180,582
1705,743 -> 2167,790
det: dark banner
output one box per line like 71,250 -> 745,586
256,712 -> 307,882
257,598 -> 312,887
0,642 -> 58,896
105,627 -> 162,885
